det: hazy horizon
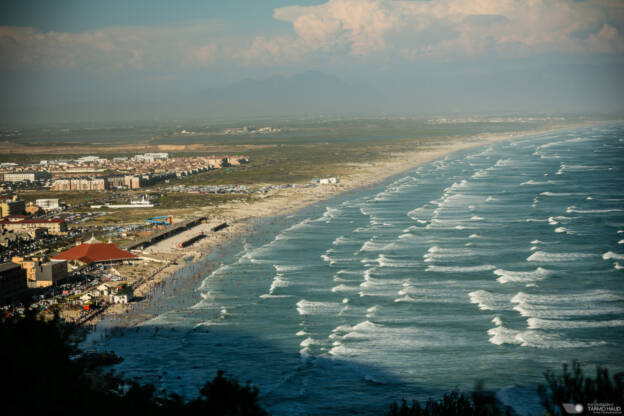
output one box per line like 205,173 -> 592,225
1,0 -> 623,123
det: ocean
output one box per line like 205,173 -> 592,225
88,124 -> 624,415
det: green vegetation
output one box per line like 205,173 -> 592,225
539,360 -> 624,416
385,384 -> 514,416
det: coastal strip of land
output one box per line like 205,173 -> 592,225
86,123 -> 592,327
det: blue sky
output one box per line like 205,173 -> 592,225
0,0 -> 623,122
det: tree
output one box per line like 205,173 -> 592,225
539,360 -> 624,416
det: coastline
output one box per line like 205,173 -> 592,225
89,121 -> 598,327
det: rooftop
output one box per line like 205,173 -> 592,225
52,242 -> 137,264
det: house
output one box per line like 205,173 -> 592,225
109,294 -> 128,304
79,293 -> 93,303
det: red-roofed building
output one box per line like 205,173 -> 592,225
52,238 -> 137,265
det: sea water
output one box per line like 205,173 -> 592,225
90,125 -> 624,415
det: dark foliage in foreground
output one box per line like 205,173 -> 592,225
538,360 -> 624,416
3,309 -> 623,416
0,311 -> 266,416
386,361 -> 624,416
385,381 -> 514,416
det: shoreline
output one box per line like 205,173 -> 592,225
87,121 -> 599,328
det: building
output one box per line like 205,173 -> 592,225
36,199 -> 60,210
12,257 -> 68,288
2,172 -> 51,182
0,262 -> 27,304
51,178 -> 108,191
124,175 -> 142,189
52,237 -> 137,266
0,217 -> 67,234
133,152 -> 168,162
0,196 -> 26,217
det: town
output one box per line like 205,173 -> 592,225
0,150 -> 340,325
0,152 -> 252,323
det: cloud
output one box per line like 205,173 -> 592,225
270,0 -> 624,60
0,1 -> 622,72
0,21 -> 225,71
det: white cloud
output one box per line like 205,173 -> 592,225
0,1 -> 622,71
270,0 -> 624,60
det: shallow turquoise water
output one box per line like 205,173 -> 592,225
90,124 -> 624,415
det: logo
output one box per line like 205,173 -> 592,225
562,403 -> 584,414
562,402 -> 624,415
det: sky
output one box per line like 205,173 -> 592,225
1,0 -> 623,123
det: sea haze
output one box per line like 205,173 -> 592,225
88,124 -> 624,416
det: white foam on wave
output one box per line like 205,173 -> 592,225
358,239 -> 389,253
603,251 -> 624,260
510,290 -> 624,319
494,267 -> 553,284
618,239 -> 624,245
315,206 -> 342,223
296,300 -> 342,316
527,251 -> 594,262
332,235 -> 359,246
274,264 -> 305,273
427,264 -> 496,272
615,262 -> 623,270
259,294 -> 291,299
527,318 -> 624,329
548,217 -> 558,225
394,295 -> 417,303
513,303 -> 624,319
471,215 -> 485,221
566,206 -> 623,214
488,316 -> 607,348
333,269 -> 363,282
469,290 -> 508,311
540,192 -> 585,197
469,234 -> 482,239
554,226 -> 573,234
557,164 -> 603,175
512,290 -> 624,304
377,254 -> 419,268
520,180 -> 558,186
331,284 -> 359,293
424,246 -> 477,262
269,274 -> 290,293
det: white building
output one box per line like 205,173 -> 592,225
3,172 -> 51,182
76,156 -> 107,164
109,294 -> 128,304
133,152 -> 168,162
36,199 -> 60,210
